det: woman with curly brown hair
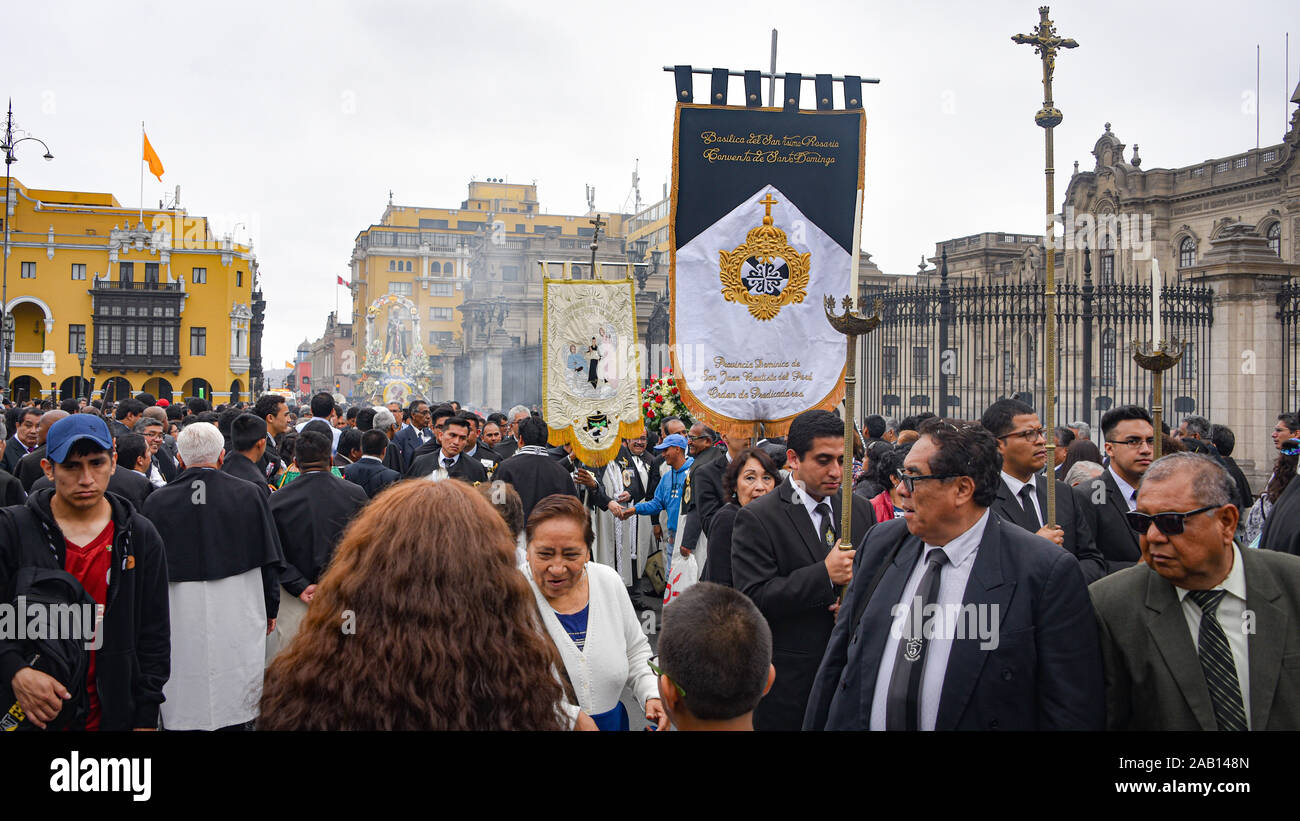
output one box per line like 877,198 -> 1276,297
257,479 -> 577,730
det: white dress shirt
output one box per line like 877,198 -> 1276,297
870,509 -> 990,731
1109,466 -> 1139,512
790,476 -> 835,546
1000,471 -> 1042,527
1175,543 -> 1251,728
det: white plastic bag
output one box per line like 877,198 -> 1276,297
662,550 -> 699,606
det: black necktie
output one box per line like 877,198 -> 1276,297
886,547 -> 950,731
814,501 -> 837,551
442,457 -> 454,469
1186,589 -> 1248,731
1017,484 -> 1041,530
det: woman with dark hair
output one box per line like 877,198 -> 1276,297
479,480 -> 527,566
1246,442 -> 1300,547
523,493 -> 667,731
1058,437 -> 1103,479
700,448 -> 780,587
864,443 -> 912,526
257,480 -> 576,730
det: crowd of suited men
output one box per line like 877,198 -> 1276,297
0,387 -> 1298,731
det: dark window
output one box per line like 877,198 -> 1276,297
1180,342 -> 1195,381
912,346 -> 928,379
71,264 -> 86,281
191,327 -> 206,356
577,227 -> 596,237
1267,223 -> 1281,256
1179,237 -> 1196,268
1100,233 -> 1114,283
1002,352 -> 1014,384
120,262 -> 134,285
883,346 -> 898,381
20,262 -> 35,279
68,324 -> 85,354
430,261 -> 441,274
1101,329 -> 1116,387
502,265 -> 519,281
389,260 -> 396,271
192,267 -> 207,284
236,271 -> 244,287
144,263 -> 159,284
419,218 -> 449,229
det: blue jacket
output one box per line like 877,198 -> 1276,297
635,456 -> 694,533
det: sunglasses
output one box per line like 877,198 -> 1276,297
647,655 -> 685,698
1125,505 -> 1219,536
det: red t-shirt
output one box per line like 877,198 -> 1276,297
62,521 -> 114,731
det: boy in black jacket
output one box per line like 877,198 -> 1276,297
0,414 -> 169,730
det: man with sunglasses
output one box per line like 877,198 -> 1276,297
805,418 -> 1103,731
1079,405 -> 1154,576
1090,452 -> 1300,729
980,399 -> 1106,583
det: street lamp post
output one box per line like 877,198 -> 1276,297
1,100 -> 54,405
77,342 -> 87,400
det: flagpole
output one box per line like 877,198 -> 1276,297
139,121 -> 145,225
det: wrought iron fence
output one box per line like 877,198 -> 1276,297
858,266 -> 1214,430
1278,279 -> 1300,414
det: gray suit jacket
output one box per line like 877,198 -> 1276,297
1089,548 -> 1300,730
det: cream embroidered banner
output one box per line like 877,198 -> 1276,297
542,278 -> 644,466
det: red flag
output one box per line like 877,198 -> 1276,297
337,275 -> 348,287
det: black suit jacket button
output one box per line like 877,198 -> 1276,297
1002,669 -> 1013,681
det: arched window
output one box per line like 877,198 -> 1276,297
1101,329 -> 1116,387
388,260 -> 396,271
430,261 -> 441,274
1100,232 -> 1115,284
1179,237 -> 1196,268
1024,332 -> 1036,378
1267,222 -> 1281,256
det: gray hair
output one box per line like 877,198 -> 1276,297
507,404 -> 529,422
884,416 -> 898,433
1141,452 -> 1236,508
372,408 -> 397,431
1064,460 -> 1104,487
1068,420 -> 1091,441
133,417 -> 164,433
176,422 -> 224,467
0,419 -> 6,441
1181,415 -> 1211,439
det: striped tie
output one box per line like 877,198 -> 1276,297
1186,589 -> 1248,731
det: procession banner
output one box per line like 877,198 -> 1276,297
542,278 -> 645,466
671,103 -> 865,437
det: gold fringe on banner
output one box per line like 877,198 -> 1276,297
548,418 -> 647,468
675,373 -> 846,443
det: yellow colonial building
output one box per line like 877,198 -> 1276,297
1,177 -> 263,404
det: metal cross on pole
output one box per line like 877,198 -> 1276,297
1013,5 -> 1077,528
589,213 -> 606,279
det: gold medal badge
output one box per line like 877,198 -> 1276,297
719,193 -> 811,321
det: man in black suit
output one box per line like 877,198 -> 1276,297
1091,452 -> 1300,729
343,430 -> 401,498
134,416 -> 177,486
107,398 -> 144,443
333,428 -> 362,468
405,414 -> 487,484
2,407 -> 42,475
1079,405 -> 1154,576
676,423 -> 725,563
393,400 -> 432,469
980,399 -> 1106,583
0,420 -> 24,506
493,405 -> 531,462
493,415 -> 579,520
254,393 -> 291,484
1209,423 -> 1254,513
268,430 -> 369,655
408,404 -> 456,463
805,419 -> 1104,731
730,409 -> 871,731
15,409 -> 68,491
221,414 -> 273,499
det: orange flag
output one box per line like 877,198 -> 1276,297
142,131 -> 165,181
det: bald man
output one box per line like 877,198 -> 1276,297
16,409 -> 69,492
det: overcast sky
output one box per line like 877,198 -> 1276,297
8,0 -> 1297,365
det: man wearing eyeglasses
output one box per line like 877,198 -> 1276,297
1089,452 -> 1300,729
805,418 -> 1103,730
980,400 -> 1105,583
1079,405 -> 1154,576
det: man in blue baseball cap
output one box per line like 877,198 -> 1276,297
0,414 -> 170,730
620,432 -> 694,552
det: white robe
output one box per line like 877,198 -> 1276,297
162,568 -> 267,731
595,463 -> 639,585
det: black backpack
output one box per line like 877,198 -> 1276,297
0,516 -> 96,732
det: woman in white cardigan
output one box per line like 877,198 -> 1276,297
523,494 -> 668,731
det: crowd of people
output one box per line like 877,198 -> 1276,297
0,388 -> 1297,731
